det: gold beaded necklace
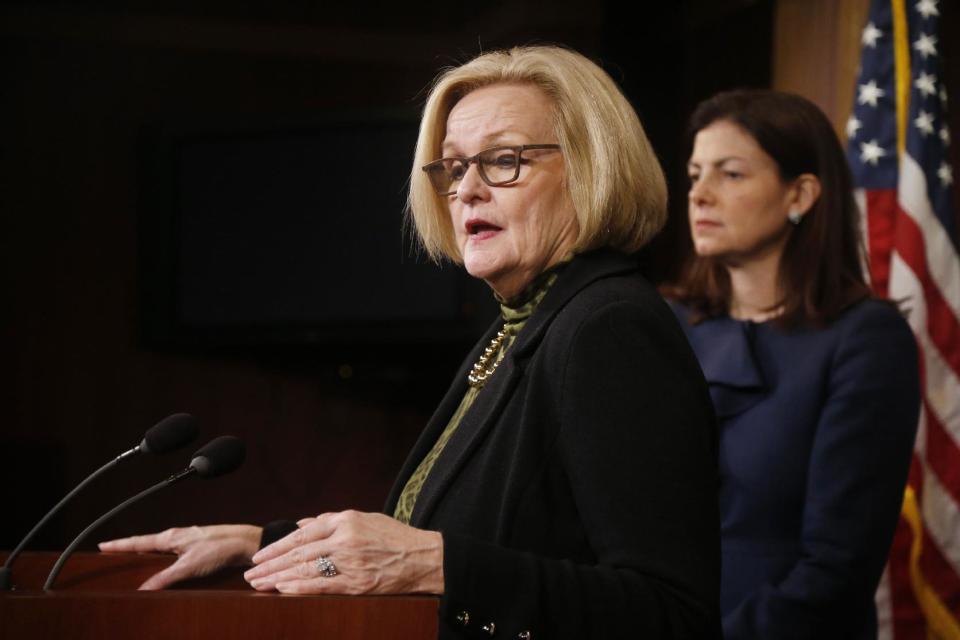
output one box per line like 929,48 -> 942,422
467,329 -> 508,388
466,264 -> 565,389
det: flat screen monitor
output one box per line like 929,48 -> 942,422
138,112 -> 496,352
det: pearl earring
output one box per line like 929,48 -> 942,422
788,210 -> 803,225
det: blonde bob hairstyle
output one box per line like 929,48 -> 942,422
408,45 -> 668,262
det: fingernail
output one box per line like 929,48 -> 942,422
251,551 -> 263,563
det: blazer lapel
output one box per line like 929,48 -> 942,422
404,249 -> 642,527
408,350 -> 525,527
686,316 -> 768,418
382,319 -> 500,514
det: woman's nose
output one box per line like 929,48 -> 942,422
456,162 -> 489,203
688,177 -> 711,206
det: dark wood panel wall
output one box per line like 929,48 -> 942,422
1,1 -> 775,550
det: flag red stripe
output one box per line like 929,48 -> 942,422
919,527 -> 960,615
889,524 -> 925,639
892,203 -> 960,378
867,189 -> 898,298
924,399 -> 960,507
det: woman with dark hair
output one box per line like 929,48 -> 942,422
668,89 -> 920,639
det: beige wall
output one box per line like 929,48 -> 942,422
772,0 -> 871,138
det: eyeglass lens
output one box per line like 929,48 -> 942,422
426,147 -> 523,195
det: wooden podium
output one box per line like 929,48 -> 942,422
0,552 -> 439,640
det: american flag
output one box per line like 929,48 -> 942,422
846,0 -> 960,637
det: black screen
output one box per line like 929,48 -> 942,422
140,115 -> 495,349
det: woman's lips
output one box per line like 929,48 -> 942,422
466,219 -> 502,241
693,219 -> 722,231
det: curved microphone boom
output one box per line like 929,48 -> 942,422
44,436 -> 246,591
0,413 -> 198,590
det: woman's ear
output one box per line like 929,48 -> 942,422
787,174 -> 822,221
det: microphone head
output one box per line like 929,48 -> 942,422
189,436 -> 246,478
140,413 -> 199,455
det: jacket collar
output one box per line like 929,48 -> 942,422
683,314 -> 768,418
506,249 -> 640,361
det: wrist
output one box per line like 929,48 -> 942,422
237,525 -> 263,563
418,530 -> 445,595
209,524 -> 262,565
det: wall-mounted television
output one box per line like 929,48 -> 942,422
138,111 -> 496,353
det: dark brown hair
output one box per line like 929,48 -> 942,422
670,89 -> 872,327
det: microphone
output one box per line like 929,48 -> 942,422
44,436 -> 246,590
140,414 -> 200,456
188,436 -> 246,478
0,413 -> 199,590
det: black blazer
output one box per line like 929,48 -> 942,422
385,250 -> 721,640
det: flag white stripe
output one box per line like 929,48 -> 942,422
855,189 -> 873,285
898,154 -> 960,320
875,565 -> 894,640
914,386 -> 929,459
921,463 -> 960,578
890,252 -> 960,442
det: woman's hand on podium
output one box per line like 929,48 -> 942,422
98,524 -> 263,589
244,511 -> 444,595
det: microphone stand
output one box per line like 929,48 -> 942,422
0,446 -> 142,590
43,467 -> 197,591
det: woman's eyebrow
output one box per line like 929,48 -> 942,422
715,155 -> 747,166
688,156 -> 748,169
441,131 -> 521,156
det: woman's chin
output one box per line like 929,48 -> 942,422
465,264 -> 519,299
692,241 -> 726,259
463,255 -> 503,283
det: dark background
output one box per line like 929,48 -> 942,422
1,0 -> 774,550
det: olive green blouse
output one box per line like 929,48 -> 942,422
392,269 -> 561,524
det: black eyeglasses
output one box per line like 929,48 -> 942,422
421,144 -> 561,196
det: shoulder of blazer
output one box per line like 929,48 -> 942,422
509,249 -> 646,360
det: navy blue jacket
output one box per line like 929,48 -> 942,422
671,300 -> 920,639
